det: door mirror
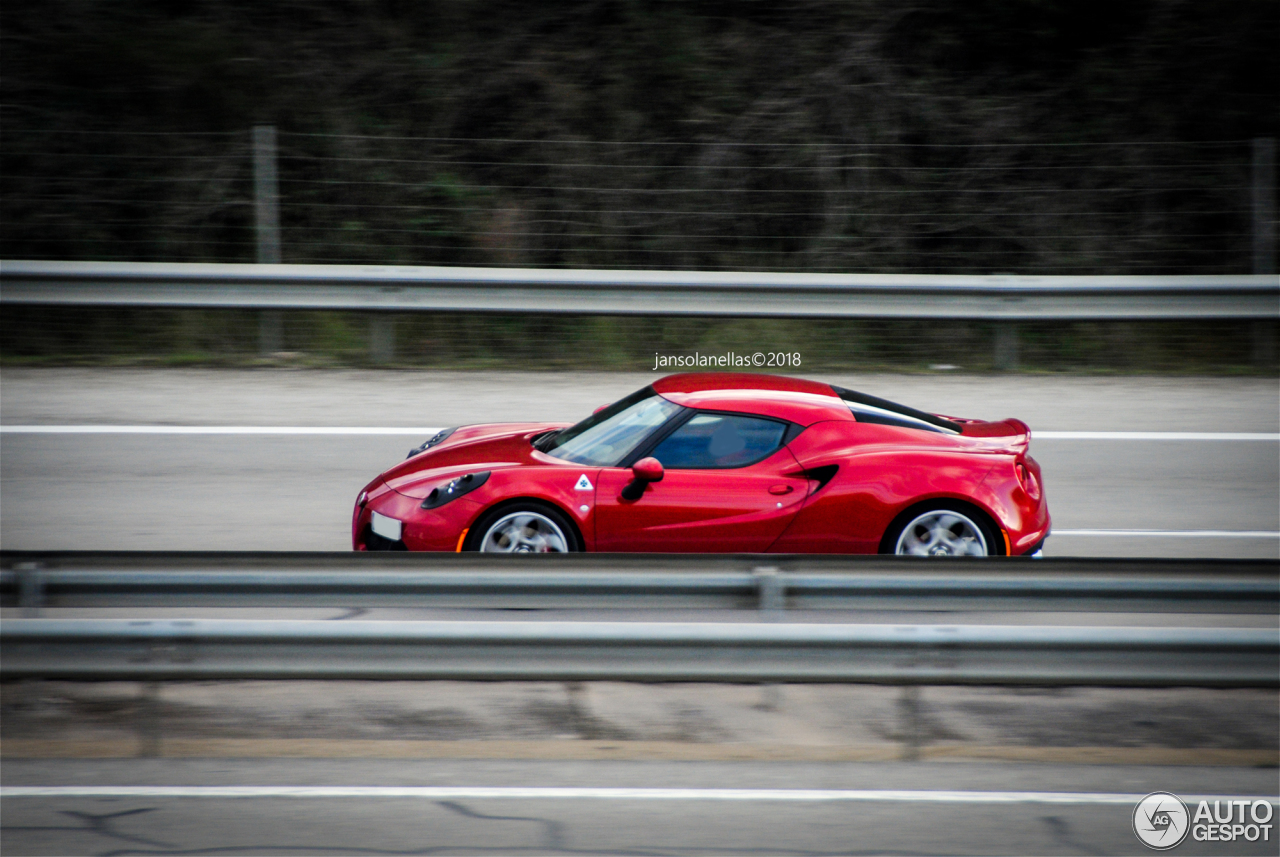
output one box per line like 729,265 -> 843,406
632,457 -> 664,483
621,456 -> 664,501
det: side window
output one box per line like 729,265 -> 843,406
649,413 -> 788,469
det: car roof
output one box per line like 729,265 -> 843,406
652,372 -> 835,396
651,373 -> 851,425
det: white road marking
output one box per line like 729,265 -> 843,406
0,426 -> 1276,440
1054,530 -> 1280,538
1036,431 -> 1278,441
0,425 -> 445,435
0,786 -> 1270,804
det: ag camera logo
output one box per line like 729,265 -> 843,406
1133,792 -> 1190,850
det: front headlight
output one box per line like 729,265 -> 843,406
420,470 -> 491,510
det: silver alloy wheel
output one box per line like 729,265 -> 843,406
895,509 -> 989,556
479,511 -> 570,553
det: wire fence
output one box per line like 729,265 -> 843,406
2,129 -> 1274,372
0,129 -> 1264,274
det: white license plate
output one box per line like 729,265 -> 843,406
370,511 -> 402,542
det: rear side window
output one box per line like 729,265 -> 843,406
649,413 -> 788,469
831,386 -> 961,434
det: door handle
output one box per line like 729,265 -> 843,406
768,484 -> 794,495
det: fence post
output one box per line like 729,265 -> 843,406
1254,138 -> 1276,276
1253,138 -> 1276,368
253,125 -> 283,355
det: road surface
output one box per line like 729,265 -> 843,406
2,369 -> 1275,557
4,758 -> 1278,856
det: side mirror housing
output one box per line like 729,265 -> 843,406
621,457 -> 664,501
632,457 -> 664,483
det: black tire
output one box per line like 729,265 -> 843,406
879,500 -> 1004,556
464,500 -> 582,553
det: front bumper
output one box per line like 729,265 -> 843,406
352,483 -> 482,552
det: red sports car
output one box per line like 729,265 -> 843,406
353,373 -> 1050,556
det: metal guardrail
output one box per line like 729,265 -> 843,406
3,553 -> 1274,685
3,552 -> 1277,614
3,260 -> 1277,319
3,567 -> 1277,615
2,618 -> 1276,685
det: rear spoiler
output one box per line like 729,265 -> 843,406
958,418 -> 1031,454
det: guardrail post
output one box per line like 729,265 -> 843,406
370,313 -> 395,364
757,683 -> 783,712
898,686 -> 923,761
753,565 -> 785,712
994,325 -> 1019,371
754,566 -> 785,617
16,563 -> 44,617
259,311 -> 284,355
254,125 -> 283,355
139,682 -> 162,757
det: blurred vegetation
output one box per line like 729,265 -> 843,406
2,306 -> 1274,375
1,1 -> 1276,371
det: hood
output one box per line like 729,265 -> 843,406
381,422 -> 568,498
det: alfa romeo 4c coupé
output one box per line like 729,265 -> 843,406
353,373 -> 1049,556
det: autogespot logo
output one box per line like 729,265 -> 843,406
1133,792 -> 1277,849
1133,792 -> 1191,850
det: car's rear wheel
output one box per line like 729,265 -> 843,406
468,503 -> 581,553
883,502 -> 1002,557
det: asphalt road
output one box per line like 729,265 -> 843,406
1,369 -> 1277,557
4,758 -> 1278,856
2,369 -> 1277,857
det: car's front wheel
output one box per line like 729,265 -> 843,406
882,502 -> 1002,557
467,502 -> 581,553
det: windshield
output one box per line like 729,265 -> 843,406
537,386 -> 682,466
